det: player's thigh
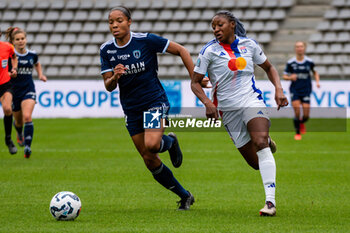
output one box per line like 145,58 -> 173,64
131,132 -> 160,157
144,99 -> 170,151
222,110 -> 251,149
144,126 -> 165,152
1,92 -> 13,114
241,100 -> 270,149
224,118 -> 258,169
247,117 -> 270,150
131,132 -> 146,155
21,99 -> 36,122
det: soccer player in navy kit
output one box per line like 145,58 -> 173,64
100,6 -> 194,210
283,41 -> 320,140
6,27 -> 47,158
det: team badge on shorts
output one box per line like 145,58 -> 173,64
143,109 -> 162,129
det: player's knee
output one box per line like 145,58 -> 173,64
3,106 -> 12,115
23,114 -> 32,123
252,135 -> 269,151
144,140 -> 160,154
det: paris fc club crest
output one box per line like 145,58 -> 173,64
133,50 -> 141,59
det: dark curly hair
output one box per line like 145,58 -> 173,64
213,10 -> 246,37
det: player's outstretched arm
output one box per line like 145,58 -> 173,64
166,41 -> 194,78
102,64 -> 127,92
191,72 -> 218,119
259,59 -> 288,110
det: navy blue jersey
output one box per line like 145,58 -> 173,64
100,32 -> 170,111
9,49 -> 37,93
284,56 -> 315,95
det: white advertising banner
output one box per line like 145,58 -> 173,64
32,80 -> 123,118
0,80 -> 349,118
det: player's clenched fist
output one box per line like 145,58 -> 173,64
113,64 -> 128,81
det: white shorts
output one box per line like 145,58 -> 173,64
221,98 -> 270,148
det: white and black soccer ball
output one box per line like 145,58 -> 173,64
50,191 -> 81,221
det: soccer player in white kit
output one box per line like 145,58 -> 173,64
191,11 -> 288,216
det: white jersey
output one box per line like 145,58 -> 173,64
194,36 -> 267,111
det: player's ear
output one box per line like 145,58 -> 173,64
231,21 -> 236,31
128,19 -> 132,27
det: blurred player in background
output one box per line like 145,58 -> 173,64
0,28 -> 18,154
6,27 -> 47,158
191,11 -> 288,216
100,6 -> 194,210
283,41 -> 320,140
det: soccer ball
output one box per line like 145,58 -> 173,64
49,191 -> 81,221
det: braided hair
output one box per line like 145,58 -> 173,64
109,6 -> 132,20
213,10 -> 246,37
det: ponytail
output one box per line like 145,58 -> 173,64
5,27 -> 26,44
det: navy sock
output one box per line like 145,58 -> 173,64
151,163 -> 189,199
301,116 -> 309,123
4,115 -> 13,141
14,124 -> 23,135
293,118 -> 300,134
24,122 -> 34,147
158,135 -> 174,153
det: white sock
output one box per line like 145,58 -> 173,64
256,147 -> 276,206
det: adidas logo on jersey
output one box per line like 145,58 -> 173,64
110,57 -> 116,61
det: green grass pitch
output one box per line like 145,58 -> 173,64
0,118 -> 349,233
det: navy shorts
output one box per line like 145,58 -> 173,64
124,99 -> 170,137
12,87 -> 36,112
0,81 -> 13,98
291,92 -> 310,104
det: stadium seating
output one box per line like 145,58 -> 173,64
1,0 -> 295,79
307,0 -> 350,78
